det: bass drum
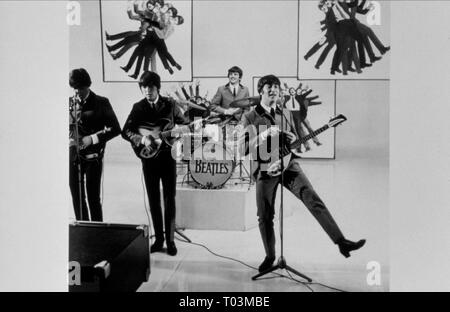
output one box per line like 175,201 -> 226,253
189,141 -> 235,189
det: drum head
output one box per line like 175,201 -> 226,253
189,141 -> 235,189
171,133 -> 208,162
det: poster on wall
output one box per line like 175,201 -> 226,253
100,0 -> 193,82
298,0 -> 390,80
253,77 -> 337,159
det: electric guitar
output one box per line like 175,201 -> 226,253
262,114 -> 347,177
131,118 -> 207,160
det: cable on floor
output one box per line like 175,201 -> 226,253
175,235 -> 347,292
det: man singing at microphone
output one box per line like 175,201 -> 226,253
239,74 -> 365,273
69,68 -> 121,221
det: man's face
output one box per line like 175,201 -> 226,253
260,83 -> 280,106
228,72 -> 240,85
73,87 -> 89,101
289,88 -> 296,96
296,88 -> 302,96
141,85 -> 159,102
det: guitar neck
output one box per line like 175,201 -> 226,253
160,123 -> 191,140
290,124 -> 330,150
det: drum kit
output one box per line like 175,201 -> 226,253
173,96 -> 258,189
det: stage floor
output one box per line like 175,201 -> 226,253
70,145 -> 389,292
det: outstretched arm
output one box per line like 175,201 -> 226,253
127,1 -> 142,21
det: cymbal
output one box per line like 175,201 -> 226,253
178,100 -> 207,111
229,96 -> 260,108
230,96 -> 288,108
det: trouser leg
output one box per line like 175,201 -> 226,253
85,159 -> 103,222
160,154 -> 177,244
256,175 -> 280,259
283,162 -> 344,243
69,158 -> 89,221
142,160 -> 164,242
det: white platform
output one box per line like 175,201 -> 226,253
175,183 -> 294,231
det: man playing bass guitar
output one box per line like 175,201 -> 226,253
69,68 -> 121,222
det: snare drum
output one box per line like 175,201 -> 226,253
189,141 -> 235,189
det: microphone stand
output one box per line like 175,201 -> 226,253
252,90 -> 311,282
71,96 -> 84,221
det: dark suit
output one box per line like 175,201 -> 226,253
122,96 -> 190,245
239,104 -> 343,259
69,91 -> 121,221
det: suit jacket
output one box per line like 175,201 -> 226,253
239,102 -> 298,179
211,83 -> 250,120
69,91 -> 121,159
121,96 -> 190,151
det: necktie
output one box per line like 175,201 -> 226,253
270,108 -> 275,119
292,97 -> 296,110
233,87 -> 236,97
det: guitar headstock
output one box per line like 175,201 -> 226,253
328,114 -> 347,128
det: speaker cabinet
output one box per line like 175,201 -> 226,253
69,221 -> 150,292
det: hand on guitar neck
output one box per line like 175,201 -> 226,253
262,114 -> 347,177
70,127 -> 112,150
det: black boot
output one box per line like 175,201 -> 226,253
371,56 -> 382,62
167,241 -> 178,256
381,46 -> 390,55
337,238 -> 366,258
150,240 -> 164,253
258,256 -> 275,272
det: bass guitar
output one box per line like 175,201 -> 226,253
69,127 -> 111,161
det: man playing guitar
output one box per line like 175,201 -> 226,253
122,71 -> 191,256
69,68 -> 121,221
239,74 -> 365,273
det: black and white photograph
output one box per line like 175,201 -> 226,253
1,0 -> 450,298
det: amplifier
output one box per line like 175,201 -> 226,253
69,221 -> 150,292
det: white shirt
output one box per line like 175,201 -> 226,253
229,84 -> 239,97
147,95 -> 159,107
260,101 -> 276,116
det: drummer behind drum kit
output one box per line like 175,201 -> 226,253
171,96 -> 259,189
